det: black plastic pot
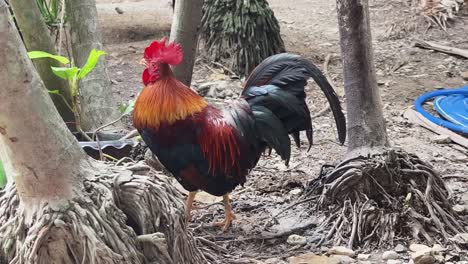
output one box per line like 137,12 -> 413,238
74,132 -> 139,160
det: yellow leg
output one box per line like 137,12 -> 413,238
185,191 -> 197,223
212,193 -> 236,232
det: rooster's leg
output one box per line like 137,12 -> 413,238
185,191 -> 197,222
212,193 -> 236,232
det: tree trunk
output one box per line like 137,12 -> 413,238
66,0 -> 120,131
169,0 -> 204,86
1,0 -> 86,220
9,0 -> 76,131
336,0 -> 389,154
0,2 -> 209,263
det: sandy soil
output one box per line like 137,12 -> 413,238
95,0 -> 468,262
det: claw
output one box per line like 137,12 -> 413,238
212,209 -> 236,232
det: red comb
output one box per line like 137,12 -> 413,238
144,37 -> 183,66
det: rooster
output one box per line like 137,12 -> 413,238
133,38 -> 346,231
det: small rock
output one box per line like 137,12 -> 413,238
431,244 -> 446,254
387,260 -> 402,264
434,255 -> 444,263
395,244 -> 407,253
452,233 -> 468,245
410,244 -> 431,253
410,244 -> 433,264
319,246 -> 330,253
328,246 -> 355,257
288,253 -> 341,264
382,251 -> 399,260
264,257 -> 286,264
432,135 -> 451,144
414,255 -> 436,264
289,188 -> 302,195
338,255 -> 355,264
286,234 -> 307,246
461,71 -> 468,81
357,254 -> 370,260
115,7 -> 124,14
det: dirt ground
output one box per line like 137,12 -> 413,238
96,0 -> 467,262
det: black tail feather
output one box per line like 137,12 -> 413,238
243,53 -> 346,145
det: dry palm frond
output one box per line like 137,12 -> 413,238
200,0 -> 285,77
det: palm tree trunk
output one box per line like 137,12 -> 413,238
336,0 -> 389,155
169,0 -> 204,86
66,0 -> 120,131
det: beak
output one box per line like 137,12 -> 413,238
139,58 -> 147,67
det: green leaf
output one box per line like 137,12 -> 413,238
51,66 -> 79,80
47,90 -> 60,94
28,51 -> 70,64
77,49 -> 107,79
0,160 -> 6,190
119,100 -> 135,115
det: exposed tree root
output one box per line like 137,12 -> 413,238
0,162 -> 209,263
307,149 -> 466,249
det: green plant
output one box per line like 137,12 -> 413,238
28,49 -> 107,141
0,159 -> 6,189
36,0 -> 64,27
118,100 -> 135,116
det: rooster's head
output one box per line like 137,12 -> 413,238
142,37 -> 183,85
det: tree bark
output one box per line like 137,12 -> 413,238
66,0 -> 120,131
169,0 -> 204,86
336,0 -> 389,154
0,0 -> 86,218
9,0 -> 76,130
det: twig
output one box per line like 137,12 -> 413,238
323,54 -> 334,76
203,63 -> 220,75
264,196 -> 318,228
91,114 -> 125,160
92,115 -> 124,141
413,39 -> 468,59
212,61 -> 238,77
103,153 -> 118,162
312,105 -> 330,119
115,157 -> 135,166
57,0 -> 66,55
348,202 -> 358,249
403,108 -> 468,148
120,129 -> 139,140
196,202 -> 223,210
254,221 -> 317,240
443,174 -> 468,180
196,236 -> 229,254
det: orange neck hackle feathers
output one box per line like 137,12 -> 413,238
133,77 -> 208,130
133,38 -> 208,130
